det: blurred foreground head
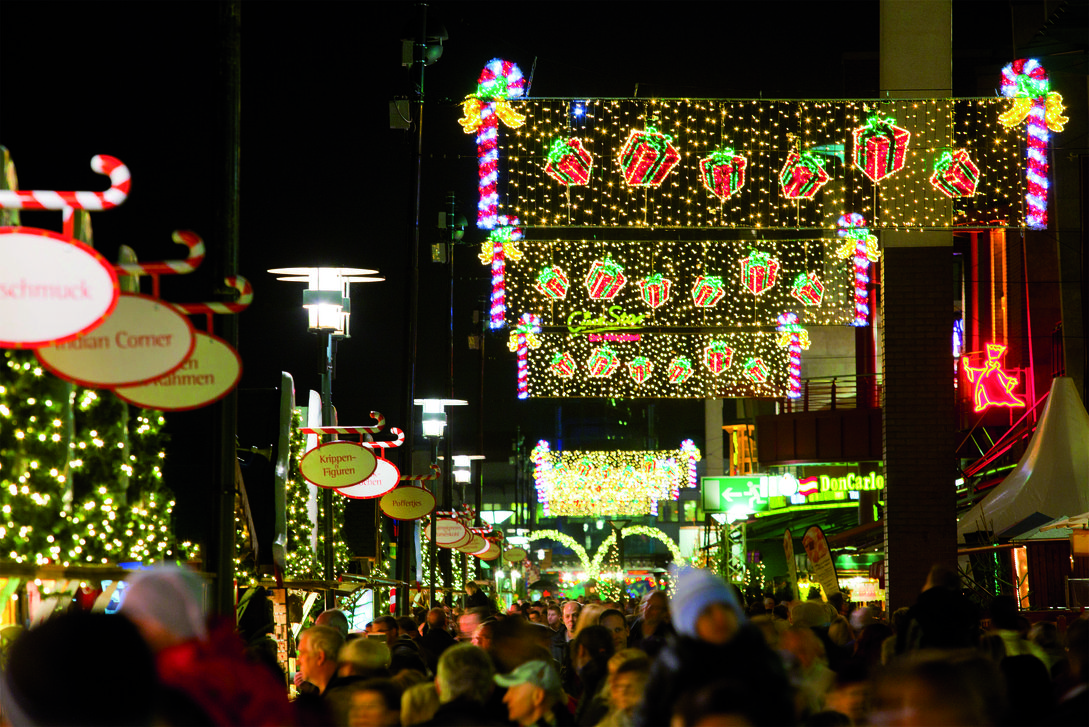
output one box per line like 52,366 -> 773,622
119,563 -> 208,651
671,567 -> 745,644
1,611 -> 157,726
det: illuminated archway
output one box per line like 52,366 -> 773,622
525,529 -> 591,574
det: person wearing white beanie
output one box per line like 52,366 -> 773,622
634,568 -> 795,727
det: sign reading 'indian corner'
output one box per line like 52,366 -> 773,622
299,441 -> 377,489
0,227 -> 119,349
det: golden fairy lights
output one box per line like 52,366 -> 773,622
502,98 -> 1022,229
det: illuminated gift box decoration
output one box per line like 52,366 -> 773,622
703,341 -> 734,374
584,256 -> 627,299
930,150 -> 980,198
852,114 -> 911,184
668,356 -> 693,384
790,271 -> 825,307
618,126 -> 681,187
691,275 -> 726,307
587,344 -> 620,378
699,149 -> 747,201
744,357 -> 769,383
545,137 -> 593,186
779,149 -> 831,199
550,351 -> 576,378
740,251 -> 780,296
531,439 -> 701,517
637,273 -> 671,309
628,356 -> 653,384
535,265 -> 570,300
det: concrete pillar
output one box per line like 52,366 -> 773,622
704,399 -> 724,476
880,0 -> 957,611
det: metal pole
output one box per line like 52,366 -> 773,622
429,437 -> 438,608
212,0 -> 241,617
321,332 -> 336,610
440,209 -> 455,601
398,2 -> 428,617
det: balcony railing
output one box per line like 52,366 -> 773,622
777,373 -> 883,413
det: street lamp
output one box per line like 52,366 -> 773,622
415,398 -> 467,607
271,266 -> 382,610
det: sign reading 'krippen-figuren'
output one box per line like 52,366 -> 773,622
299,440 -> 377,489
0,227 -> 120,349
35,293 -> 196,387
114,331 -> 242,410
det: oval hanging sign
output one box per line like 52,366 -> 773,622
114,331 -> 242,410
336,457 -> 400,499
299,440 -> 377,489
425,518 -> 470,548
475,541 -> 501,561
0,227 -> 120,349
457,532 -> 487,554
380,485 -> 436,520
503,547 -> 527,562
36,293 -> 195,387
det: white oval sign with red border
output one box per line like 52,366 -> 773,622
299,440 -> 377,489
424,518 -> 470,548
336,457 -> 400,499
503,547 -> 527,562
36,293 -> 195,387
113,331 -> 242,410
380,486 -> 436,520
475,541 -> 501,560
0,227 -> 120,349
456,532 -> 487,554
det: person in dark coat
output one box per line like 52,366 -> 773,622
466,581 -> 497,611
570,625 -> 614,726
418,608 -> 458,674
633,568 -> 794,727
420,644 -> 508,726
627,590 -> 674,658
895,563 -> 980,654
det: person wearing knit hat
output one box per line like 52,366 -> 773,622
634,567 -> 795,727
670,566 -> 746,644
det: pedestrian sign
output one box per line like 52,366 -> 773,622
701,475 -> 769,520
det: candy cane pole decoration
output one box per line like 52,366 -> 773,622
837,213 -> 880,326
360,427 -> 405,450
998,59 -> 1068,230
400,464 -> 441,482
173,275 -> 253,330
777,312 -> 804,399
508,312 -> 541,400
0,155 -> 130,213
459,59 -> 526,230
479,217 -> 523,329
114,229 -> 205,299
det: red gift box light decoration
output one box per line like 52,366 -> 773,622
587,345 -> 620,378
779,149 -> 831,200
703,341 -> 734,375
740,251 -> 780,296
699,149 -> 747,201
743,357 -> 769,384
790,271 -> 824,307
618,126 -> 681,187
628,356 -> 653,384
852,114 -> 911,184
535,265 -> 570,300
691,275 -> 726,307
637,273 -> 671,309
584,256 -> 627,300
929,150 -> 980,198
550,351 -> 576,378
545,137 -> 593,186
668,357 -> 694,384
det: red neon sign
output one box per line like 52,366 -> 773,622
963,343 -> 1026,412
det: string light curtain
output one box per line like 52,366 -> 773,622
501,98 -> 1021,230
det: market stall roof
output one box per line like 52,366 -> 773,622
958,377 -> 1089,542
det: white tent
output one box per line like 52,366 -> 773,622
958,377 -> 1089,542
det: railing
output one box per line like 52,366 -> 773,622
777,373 -> 883,413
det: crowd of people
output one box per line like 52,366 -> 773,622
0,563 -> 1085,726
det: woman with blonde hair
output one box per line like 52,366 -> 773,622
399,681 -> 439,726
572,603 -> 607,637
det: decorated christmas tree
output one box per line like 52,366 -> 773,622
0,349 -> 176,565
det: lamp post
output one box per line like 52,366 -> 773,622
441,454 -> 485,592
271,266 -> 381,610
415,398 -> 467,607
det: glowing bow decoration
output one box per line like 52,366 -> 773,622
837,213 -> 879,327
479,217 -> 523,329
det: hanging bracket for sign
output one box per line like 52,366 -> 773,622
0,154 -> 131,214
300,411 -> 386,437
172,275 -> 253,331
115,229 -> 205,298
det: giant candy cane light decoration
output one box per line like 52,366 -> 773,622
459,59 -> 526,230
478,217 -> 523,329
836,213 -> 881,327
776,312 -> 808,400
508,312 -> 541,400
998,59 -> 1067,230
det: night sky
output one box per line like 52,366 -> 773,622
0,1 -> 1021,540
